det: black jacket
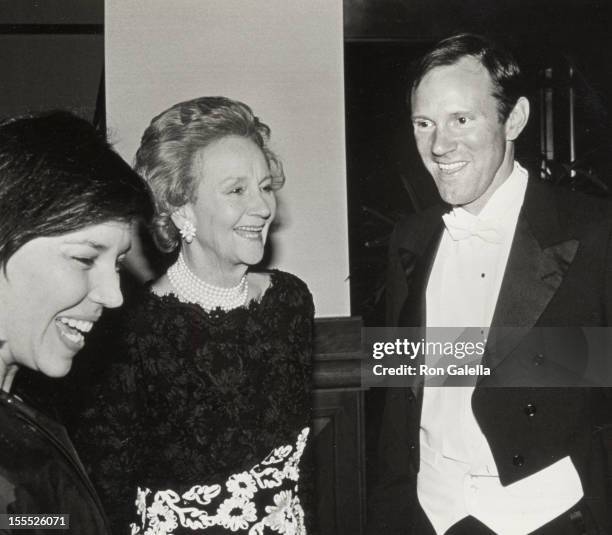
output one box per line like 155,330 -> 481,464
0,390 -> 111,534
368,180 -> 612,534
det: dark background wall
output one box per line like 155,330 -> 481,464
0,0 -> 103,121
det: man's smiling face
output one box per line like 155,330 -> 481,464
411,56 -> 516,215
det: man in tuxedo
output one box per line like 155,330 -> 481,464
368,34 -> 612,535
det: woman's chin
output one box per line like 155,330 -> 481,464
35,352 -> 75,379
236,247 -> 266,267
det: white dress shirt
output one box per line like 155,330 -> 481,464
418,161 -> 583,535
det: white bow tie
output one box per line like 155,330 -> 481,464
442,210 -> 503,244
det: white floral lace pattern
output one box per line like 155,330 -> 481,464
130,427 -> 309,535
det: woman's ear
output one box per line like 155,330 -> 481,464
169,205 -> 195,231
505,96 -> 530,141
170,204 -> 197,243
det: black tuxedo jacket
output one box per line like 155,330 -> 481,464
368,179 -> 612,534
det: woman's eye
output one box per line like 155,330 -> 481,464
229,187 -> 245,194
456,116 -> 470,126
261,182 -> 274,193
73,256 -> 95,267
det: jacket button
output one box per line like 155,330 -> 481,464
533,353 -> 544,366
408,442 -> 416,451
407,392 -> 415,402
524,403 -> 537,417
512,454 -> 524,467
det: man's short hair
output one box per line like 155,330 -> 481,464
410,33 -> 525,122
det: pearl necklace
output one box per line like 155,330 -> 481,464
167,252 -> 248,311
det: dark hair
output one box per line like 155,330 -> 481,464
0,111 -> 153,267
134,96 -> 284,252
410,33 -> 525,122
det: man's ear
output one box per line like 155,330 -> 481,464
170,204 -> 195,231
505,96 -> 530,141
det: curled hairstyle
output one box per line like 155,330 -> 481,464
134,96 -> 284,252
410,33 -> 525,122
0,111 -> 152,269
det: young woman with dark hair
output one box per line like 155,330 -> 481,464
0,111 -> 152,533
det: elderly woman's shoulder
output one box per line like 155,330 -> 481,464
252,270 -> 314,311
256,269 -> 311,292
273,269 -> 311,290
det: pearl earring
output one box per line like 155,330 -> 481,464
179,221 -> 196,243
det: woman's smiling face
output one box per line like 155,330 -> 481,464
185,135 -> 276,272
0,221 -> 131,378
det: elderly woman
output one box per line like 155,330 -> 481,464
71,97 -> 314,534
0,111 -> 151,533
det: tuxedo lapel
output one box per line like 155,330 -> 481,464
397,226 -> 443,328
484,181 -> 580,372
398,208 -> 444,327
393,208 -> 444,397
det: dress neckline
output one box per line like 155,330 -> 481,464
144,269 -> 281,319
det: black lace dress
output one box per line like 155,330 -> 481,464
69,270 -> 314,535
